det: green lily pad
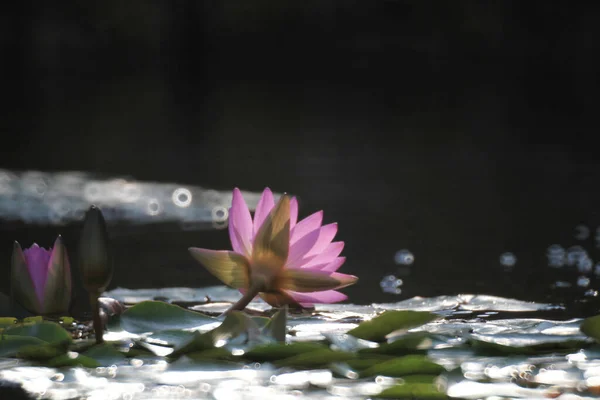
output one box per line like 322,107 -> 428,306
0,335 -> 48,357
375,382 -> 446,399
171,312 -> 255,357
23,316 -> 44,324
59,317 -> 75,326
348,310 -> 438,342
275,348 -> 356,368
145,329 -> 195,348
469,333 -> 590,355
120,301 -> 216,334
185,348 -> 239,362
17,343 -> 69,360
359,332 -> 433,355
251,316 -> 271,330
262,306 -> 287,342
83,343 -> 127,366
345,355 -> 396,371
3,321 -> 72,345
360,355 -> 445,377
581,315 -> 600,342
244,342 -> 327,362
46,353 -> 100,368
0,317 -> 17,328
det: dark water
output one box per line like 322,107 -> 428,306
2,2 -> 600,314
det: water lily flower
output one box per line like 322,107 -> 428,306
11,236 -> 71,315
189,188 -> 358,312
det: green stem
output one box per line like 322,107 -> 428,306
90,293 -> 103,344
223,284 -> 262,316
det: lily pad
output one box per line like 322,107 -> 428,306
244,342 -> 327,362
0,335 -> 48,357
375,382 -> 446,399
359,332 -> 433,355
45,353 -> 100,368
170,311 -> 257,357
360,355 -> 445,377
0,318 -> 17,329
262,306 -> 287,342
119,301 -> 216,334
3,321 -> 72,345
275,348 -> 356,368
185,348 -> 239,362
348,310 -> 438,342
145,329 -> 196,348
23,316 -> 44,324
468,333 -> 591,355
581,315 -> 600,342
83,343 -> 127,366
345,355 -> 396,371
16,342 -> 69,360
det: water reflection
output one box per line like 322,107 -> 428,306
499,252 -> 517,270
393,249 -> 414,265
379,275 -> 403,295
0,169 -> 270,229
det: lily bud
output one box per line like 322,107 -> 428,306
78,206 -> 112,294
11,236 -> 72,315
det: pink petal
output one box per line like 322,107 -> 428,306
252,187 -> 275,239
304,257 -> 346,273
329,272 -> 358,288
22,244 -> 51,304
290,211 -> 323,245
303,223 -> 337,259
300,241 -> 345,269
288,290 -> 348,306
229,188 -> 253,257
289,197 -> 298,230
287,223 -> 338,269
287,228 -> 320,268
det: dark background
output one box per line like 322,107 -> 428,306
2,2 -> 600,310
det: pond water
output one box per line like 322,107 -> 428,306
1,172 -> 600,398
1,286 -> 600,399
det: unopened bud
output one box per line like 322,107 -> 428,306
78,206 -> 112,293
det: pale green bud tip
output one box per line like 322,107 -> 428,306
79,205 -> 113,293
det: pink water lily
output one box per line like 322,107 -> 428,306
11,236 -> 72,315
189,187 -> 358,312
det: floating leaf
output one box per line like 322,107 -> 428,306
263,306 -> 287,342
171,311 -> 255,357
581,315 -> 600,342
120,301 -> 216,334
359,332 -> 433,355
83,343 -> 127,366
23,316 -> 44,324
145,329 -> 195,348
251,316 -> 271,330
345,355 -> 395,371
17,343 -> 68,360
0,318 -> 17,328
275,348 -> 355,368
348,310 -> 438,342
375,382 -> 446,399
46,353 -> 99,368
469,333 -> 590,355
360,355 -> 444,377
324,332 -> 379,352
3,321 -> 72,345
185,348 -> 239,362
60,317 -> 75,325
244,342 -> 327,362
0,335 -> 48,357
